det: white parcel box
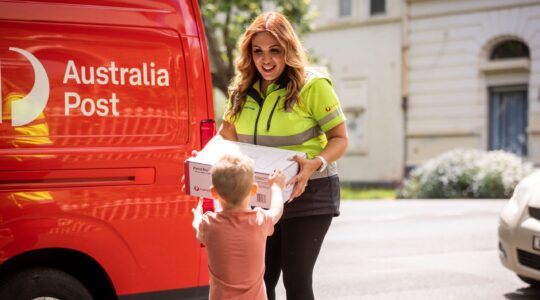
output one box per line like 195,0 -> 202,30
184,139 -> 305,208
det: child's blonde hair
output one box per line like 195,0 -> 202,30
211,154 -> 254,206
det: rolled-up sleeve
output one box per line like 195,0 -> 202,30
306,78 -> 346,132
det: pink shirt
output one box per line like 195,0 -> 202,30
196,207 -> 274,300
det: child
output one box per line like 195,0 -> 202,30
192,153 -> 285,300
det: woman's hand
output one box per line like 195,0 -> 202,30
287,122 -> 348,200
287,155 -> 322,201
285,123 -> 349,200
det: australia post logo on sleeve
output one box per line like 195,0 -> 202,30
1,47 -> 170,127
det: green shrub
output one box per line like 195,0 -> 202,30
399,149 -> 535,199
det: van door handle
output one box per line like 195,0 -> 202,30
0,168 -> 155,189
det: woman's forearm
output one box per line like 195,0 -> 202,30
318,122 -> 349,164
318,136 -> 348,164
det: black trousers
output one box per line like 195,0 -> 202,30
264,214 -> 333,300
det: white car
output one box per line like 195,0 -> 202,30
499,170 -> 540,285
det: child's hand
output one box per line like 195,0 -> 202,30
191,198 -> 205,244
192,198 -> 203,216
269,169 -> 286,189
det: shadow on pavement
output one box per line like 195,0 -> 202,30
505,286 -> 540,300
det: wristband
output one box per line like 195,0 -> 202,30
315,155 -> 328,173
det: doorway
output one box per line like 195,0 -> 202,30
488,85 -> 528,156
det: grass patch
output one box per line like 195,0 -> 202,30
340,186 -> 397,200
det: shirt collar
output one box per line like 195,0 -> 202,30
252,78 -> 287,97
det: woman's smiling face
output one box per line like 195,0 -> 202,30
252,31 -> 286,84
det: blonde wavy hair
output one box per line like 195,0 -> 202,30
227,12 -> 307,120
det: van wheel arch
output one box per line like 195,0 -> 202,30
0,267 -> 93,300
0,248 -> 117,300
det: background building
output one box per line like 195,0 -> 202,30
305,0 -> 540,185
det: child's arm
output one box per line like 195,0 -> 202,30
267,170 -> 286,224
191,199 -> 205,241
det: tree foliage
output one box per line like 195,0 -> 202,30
198,0 -> 316,96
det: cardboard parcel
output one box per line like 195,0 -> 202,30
184,139 -> 305,208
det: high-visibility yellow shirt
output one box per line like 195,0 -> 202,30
224,69 -> 345,160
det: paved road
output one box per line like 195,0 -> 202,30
275,199 -> 540,300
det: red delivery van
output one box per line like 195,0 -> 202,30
0,0 -> 215,299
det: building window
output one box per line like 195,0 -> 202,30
339,0 -> 352,17
486,39 -> 530,156
370,0 -> 385,15
489,86 -> 528,156
490,40 -> 530,60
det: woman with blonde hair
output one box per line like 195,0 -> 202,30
217,11 -> 348,300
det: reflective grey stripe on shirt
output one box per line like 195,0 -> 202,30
317,108 -> 343,129
237,126 -> 323,147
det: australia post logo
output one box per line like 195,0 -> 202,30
1,47 -> 50,126
1,47 -> 170,127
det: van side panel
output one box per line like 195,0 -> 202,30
0,21 -> 187,148
0,0 -> 211,297
0,0 -> 199,36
